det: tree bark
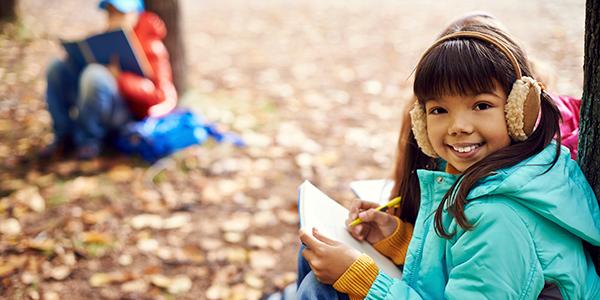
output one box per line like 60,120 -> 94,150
0,0 -> 18,23
580,0 -> 600,274
143,0 -> 187,93
580,0 -> 600,194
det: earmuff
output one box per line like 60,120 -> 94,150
410,31 -> 543,158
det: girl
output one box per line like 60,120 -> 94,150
298,20 -> 600,300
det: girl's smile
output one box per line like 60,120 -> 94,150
425,82 -> 511,172
448,142 -> 484,159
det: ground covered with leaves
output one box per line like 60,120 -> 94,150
0,0 -> 586,299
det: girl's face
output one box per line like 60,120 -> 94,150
425,82 -> 511,172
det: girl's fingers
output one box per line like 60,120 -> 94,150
346,222 -> 362,240
299,228 -> 324,250
347,199 -> 378,225
359,200 -> 380,209
348,200 -> 362,221
350,199 -> 362,211
301,247 -> 316,263
359,209 -> 393,226
355,224 -> 369,241
353,224 -> 363,235
347,211 -> 358,224
312,228 -> 337,245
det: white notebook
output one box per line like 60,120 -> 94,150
349,179 -> 394,204
298,180 -> 402,278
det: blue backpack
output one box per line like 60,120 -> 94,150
115,109 -> 245,162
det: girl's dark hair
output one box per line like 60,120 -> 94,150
388,104 -> 437,223
390,22 -> 562,236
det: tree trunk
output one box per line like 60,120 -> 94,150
143,0 -> 187,94
0,0 -> 18,23
580,0 -> 600,274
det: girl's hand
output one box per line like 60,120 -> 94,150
346,199 -> 398,244
300,228 -> 361,284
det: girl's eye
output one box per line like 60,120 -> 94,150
474,103 -> 492,111
428,107 -> 447,115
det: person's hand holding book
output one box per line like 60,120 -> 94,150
299,227 -> 361,284
346,199 -> 399,244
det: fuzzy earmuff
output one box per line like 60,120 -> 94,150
409,101 -> 438,157
505,76 -> 542,141
409,31 -> 542,157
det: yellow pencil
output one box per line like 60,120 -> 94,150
348,196 -> 402,227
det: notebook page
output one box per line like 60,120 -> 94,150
298,181 -> 402,278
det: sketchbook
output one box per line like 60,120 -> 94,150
60,27 -> 151,77
349,179 -> 393,204
298,180 -> 402,278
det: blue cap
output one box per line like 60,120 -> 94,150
98,0 -> 144,13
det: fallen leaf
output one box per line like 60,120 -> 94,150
49,265 -> 71,280
130,214 -> 163,230
27,289 -> 40,300
225,247 -> 248,264
0,218 -> 21,235
244,273 -> 264,289
118,254 -> 133,266
137,238 -> 159,253
252,210 -> 278,227
43,291 -> 59,300
83,231 -> 113,245
62,251 -> 77,266
220,213 -> 251,232
199,238 -> 223,251
13,186 -> 45,213
272,272 -> 297,289
168,275 -> 192,294
247,235 -> 269,249
182,245 -> 205,263
150,274 -> 171,288
121,279 -> 149,293
81,210 -> 111,225
89,272 -> 133,287
0,255 -> 27,277
249,251 -> 277,270
223,232 -> 243,243
230,284 -> 262,300
65,177 -> 100,200
21,271 -> 38,285
206,284 -> 230,300
107,165 -> 135,183
162,213 -> 191,230
276,209 -> 299,225
201,185 -> 221,204
26,239 -> 55,253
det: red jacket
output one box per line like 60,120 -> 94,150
117,12 -> 177,119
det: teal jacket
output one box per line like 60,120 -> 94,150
367,143 -> 600,299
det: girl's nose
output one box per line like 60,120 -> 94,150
448,114 -> 474,135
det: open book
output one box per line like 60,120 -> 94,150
61,27 -> 151,77
350,179 -> 393,203
298,181 -> 402,278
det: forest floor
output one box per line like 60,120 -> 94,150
0,0 -> 585,299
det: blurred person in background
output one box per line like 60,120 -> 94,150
41,0 -> 177,160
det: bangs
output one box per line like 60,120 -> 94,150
414,39 -> 514,102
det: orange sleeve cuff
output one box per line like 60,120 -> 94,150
332,254 -> 379,299
373,217 -> 414,265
